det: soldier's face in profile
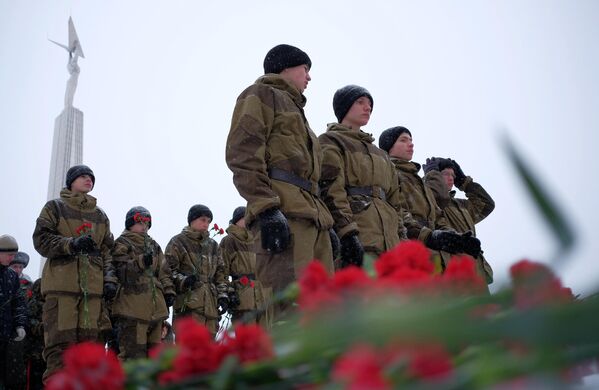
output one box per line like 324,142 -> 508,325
389,134 -> 414,161
280,64 -> 311,93
442,168 -> 455,190
71,174 -> 94,193
190,216 -> 211,233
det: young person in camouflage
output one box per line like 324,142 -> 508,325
33,164 -> 118,382
0,234 -> 27,389
165,204 -> 229,338
379,128 -> 482,268
110,206 -> 176,360
226,44 -> 334,317
423,157 -> 495,284
319,85 -> 408,267
219,206 -> 270,327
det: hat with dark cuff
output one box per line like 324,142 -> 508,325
333,85 -> 374,123
263,44 -> 312,74
378,126 -> 412,153
0,234 -> 18,253
230,206 -> 246,225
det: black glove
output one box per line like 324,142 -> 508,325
229,290 -> 240,308
340,232 -> 364,268
183,275 -> 197,290
425,230 -> 464,254
458,231 -> 482,258
103,282 -> 118,301
143,252 -> 153,268
164,293 -> 176,308
450,159 -> 467,188
329,229 -> 341,260
71,235 -> 96,254
218,297 -> 229,315
423,157 -> 453,174
259,208 -> 291,253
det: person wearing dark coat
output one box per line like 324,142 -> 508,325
0,234 -> 27,389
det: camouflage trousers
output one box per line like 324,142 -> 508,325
42,294 -> 102,383
112,317 -> 162,360
173,310 -> 219,339
252,218 -> 334,320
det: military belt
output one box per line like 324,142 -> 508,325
268,168 -> 320,196
346,186 -> 386,201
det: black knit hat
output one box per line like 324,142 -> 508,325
230,206 -> 246,225
125,206 -> 152,230
378,126 -> 412,153
66,164 -> 95,190
188,204 -> 213,224
263,44 -> 312,75
9,251 -> 29,268
333,85 -> 374,123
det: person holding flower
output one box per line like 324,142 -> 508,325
33,164 -> 117,382
110,206 -> 176,360
165,204 -> 229,338
219,206 -> 271,328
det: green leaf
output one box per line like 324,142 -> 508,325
501,133 -> 576,262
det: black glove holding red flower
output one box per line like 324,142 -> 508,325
183,275 -> 197,290
71,235 -> 96,254
229,290 -> 241,308
340,232 -> 364,268
259,208 -> 291,253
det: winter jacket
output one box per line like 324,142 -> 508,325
165,227 -> 228,319
319,123 -> 406,254
0,265 -> 27,341
424,173 -> 495,282
391,159 -> 452,241
33,189 -> 117,297
226,74 -> 334,229
219,224 -> 269,312
111,231 -> 175,322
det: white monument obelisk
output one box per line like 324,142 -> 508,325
41,18 -> 85,275
47,17 -> 85,200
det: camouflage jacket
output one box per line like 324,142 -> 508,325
319,123 -> 406,254
391,158 -> 452,241
111,231 -> 175,322
165,227 -> 228,319
219,224 -> 268,311
33,189 -> 117,297
226,74 -> 333,229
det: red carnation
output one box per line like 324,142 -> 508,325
407,345 -> 453,381
213,223 -> 219,231
375,240 -> 433,279
222,324 -> 274,363
75,222 -> 93,236
219,228 -> 225,235
239,275 -> 249,286
298,260 -> 338,312
46,342 -> 124,390
509,260 -> 574,309
330,266 -> 371,293
441,256 -> 486,295
332,344 -> 390,389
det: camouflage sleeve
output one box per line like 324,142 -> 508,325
32,201 -> 73,258
319,135 -> 358,238
156,245 -> 175,297
218,237 -> 232,279
385,160 -> 408,240
12,274 -> 28,329
423,171 -> 451,209
100,217 -> 117,285
212,241 -> 229,299
165,238 -> 186,293
458,177 -> 495,224
110,239 -> 130,285
226,84 -> 280,221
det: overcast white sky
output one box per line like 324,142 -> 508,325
1,1 -> 598,294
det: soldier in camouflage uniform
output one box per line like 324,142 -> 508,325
0,235 -> 27,390
111,207 -> 176,360
423,157 -> 495,284
379,127 -> 482,269
165,204 -> 229,338
33,165 -> 118,382
319,85 -> 408,267
226,45 -> 334,317
6,251 -> 32,389
219,206 -> 270,327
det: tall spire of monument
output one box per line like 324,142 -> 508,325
46,17 -> 85,201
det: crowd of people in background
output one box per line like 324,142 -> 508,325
0,44 -> 494,389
